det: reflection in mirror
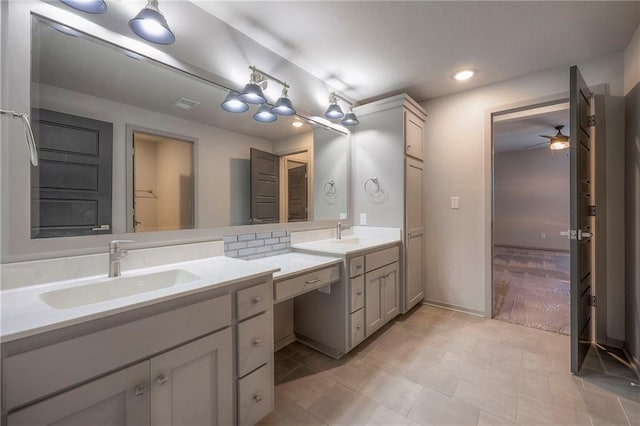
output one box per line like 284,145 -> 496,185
29,14 -> 349,239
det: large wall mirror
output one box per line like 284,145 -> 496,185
29,14 -> 349,239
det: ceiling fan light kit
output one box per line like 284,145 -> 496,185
540,125 -> 570,150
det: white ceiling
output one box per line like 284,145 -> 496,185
45,0 -> 640,116
192,1 -> 640,102
493,107 -> 570,153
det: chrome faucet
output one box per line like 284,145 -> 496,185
108,240 -> 134,277
336,222 -> 344,240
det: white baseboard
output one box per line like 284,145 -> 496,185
422,299 -> 485,317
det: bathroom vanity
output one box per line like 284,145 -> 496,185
0,256 -> 278,426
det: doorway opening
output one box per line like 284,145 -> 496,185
131,131 -> 194,232
492,102 -> 571,334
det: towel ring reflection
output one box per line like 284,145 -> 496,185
364,177 -> 380,195
324,180 -> 337,197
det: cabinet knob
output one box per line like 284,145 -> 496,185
156,374 -> 168,386
254,392 -> 263,403
253,338 -> 263,347
407,144 -> 412,149
356,291 -> 363,295
134,383 -> 147,396
252,296 -> 261,305
356,325 -> 361,330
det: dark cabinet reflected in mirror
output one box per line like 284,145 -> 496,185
29,15 -> 348,238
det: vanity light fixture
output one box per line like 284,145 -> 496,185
221,91 -> 250,113
59,0 -> 107,14
253,104 -> 278,123
129,0 -> 175,45
325,92 -> 359,126
272,86 -> 296,116
453,69 -> 476,81
239,67 -> 268,104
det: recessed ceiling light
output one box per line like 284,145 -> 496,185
291,120 -> 304,128
453,69 -> 476,81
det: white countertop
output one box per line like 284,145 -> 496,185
0,256 -> 278,343
291,235 -> 401,256
249,252 -> 342,280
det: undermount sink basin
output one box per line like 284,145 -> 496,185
333,237 -> 362,245
39,269 -> 200,309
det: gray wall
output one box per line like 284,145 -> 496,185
624,24 -> 640,372
313,128 -> 349,221
494,147 -> 570,251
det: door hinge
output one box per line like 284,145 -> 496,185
590,295 -> 597,307
587,115 -> 596,127
588,205 -> 596,216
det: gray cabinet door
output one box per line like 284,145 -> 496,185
383,262 -> 400,322
404,110 -> 424,160
405,158 -> 425,311
365,269 -> 384,336
150,328 -> 233,426
7,362 -> 149,426
31,108 -> 113,238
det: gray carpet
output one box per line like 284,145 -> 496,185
493,246 -> 570,335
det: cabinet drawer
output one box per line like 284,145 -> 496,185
350,275 -> 365,313
4,294 -> 231,410
237,281 -> 272,321
349,256 -> 364,277
238,311 -> 273,377
238,362 -> 274,426
274,265 -> 340,302
350,309 -> 365,348
365,246 -> 400,272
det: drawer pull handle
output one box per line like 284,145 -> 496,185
254,392 -> 263,403
253,338 -> 263,347
356,325 -> 361,330
355,265 -> 362,269
356,291 -> 363,295
134,384 -> 147,396
252,296 -> 261,305
156,374 -> 168,386
305,278 -> 321,285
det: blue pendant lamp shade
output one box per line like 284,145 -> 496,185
271,87 -> 296,116
325,103 -> 344,119
254,104 -> 277,123
60,0 -> 107,14
341,111 -> 359,126
239,83 -> 267,104
221,91 -> 249,113
129,0 -> 175,45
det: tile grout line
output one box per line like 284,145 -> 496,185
617,396 -> 632,426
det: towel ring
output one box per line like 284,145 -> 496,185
364,177 -> 380,195
324,180 -> 337,197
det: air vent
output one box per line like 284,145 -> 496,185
173,98 -> 200,110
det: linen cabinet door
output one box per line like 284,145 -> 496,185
365,269 -> 384,336
8,362 -> 149,426
150,328 -> 233,426
405,157 -> 425,311
405,110 -> 424,160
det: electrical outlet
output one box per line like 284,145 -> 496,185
541,232 -> 546,238
450,196 -> 460,209
360,213 -> 367,225
339,212 -> 347,220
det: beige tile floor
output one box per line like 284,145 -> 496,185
259,304 -> 640,426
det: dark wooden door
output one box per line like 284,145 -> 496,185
570,65 -> 593,374
31,109 -> 113,238
287,164 -> 307,222
250,148 -> 280,224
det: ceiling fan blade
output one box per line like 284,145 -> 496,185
522,141 -> 549,150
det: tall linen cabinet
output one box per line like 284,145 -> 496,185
352,94 -> 426,313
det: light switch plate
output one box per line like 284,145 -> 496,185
360,213 -> 367,225
451,196 -> 460,209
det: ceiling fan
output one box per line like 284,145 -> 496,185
539,125 -> 570,150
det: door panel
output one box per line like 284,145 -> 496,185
365,270 -> 383,336
383,263 -> 400,321
7,362 -> 149,426
570,65 -> 593,374
287,164 -> 308,222
150,329 -> 233,426
31,109 -> 113,238
251,148 -> 280,224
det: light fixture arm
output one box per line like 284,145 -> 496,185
249,66 -> 290,91
329,91 -> 355,107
